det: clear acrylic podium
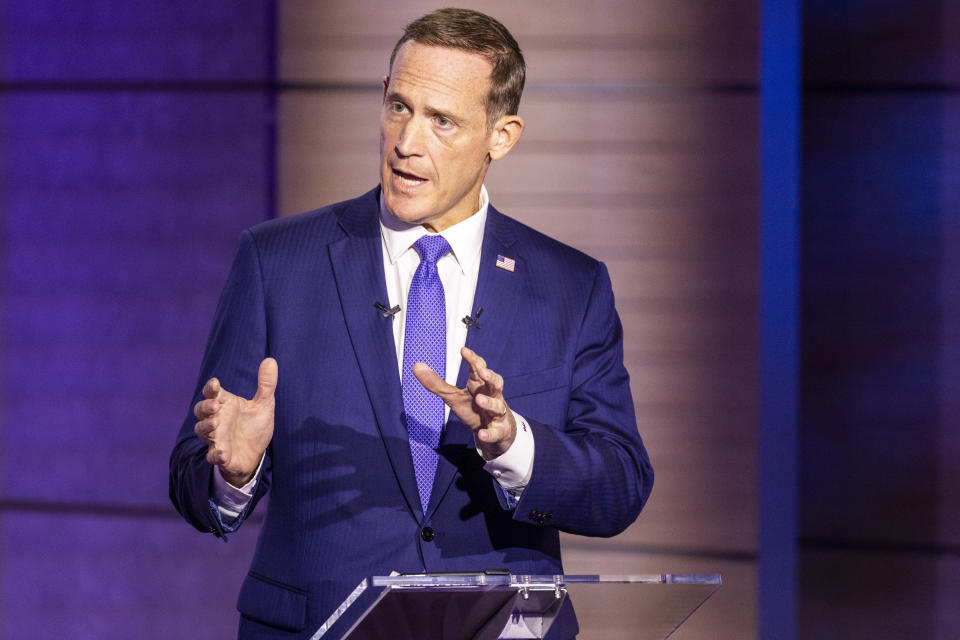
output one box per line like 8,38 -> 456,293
309,573 -> 722,640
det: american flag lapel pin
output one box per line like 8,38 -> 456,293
495,254 -> 516,272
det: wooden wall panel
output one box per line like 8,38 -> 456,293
279,92 -> 756,211
280,0 -> 757,84
278,2 -> 759,637
277,90 -> 380,214
561,544 -> 756,640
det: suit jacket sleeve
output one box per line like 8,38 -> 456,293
168,230 -> 272,538
511,261 -> 654,537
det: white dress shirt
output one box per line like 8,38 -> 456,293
214,186 -> 534,519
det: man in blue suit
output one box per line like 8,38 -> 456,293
170,8 -> 653,638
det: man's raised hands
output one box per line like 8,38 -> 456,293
193,357 -> 278,487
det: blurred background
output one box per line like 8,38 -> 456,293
1,1 -> 957,638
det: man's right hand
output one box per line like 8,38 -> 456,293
193,357 -> 278,488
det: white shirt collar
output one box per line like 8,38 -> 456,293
379,185 -> 489,276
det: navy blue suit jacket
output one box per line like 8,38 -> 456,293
170,188 -> 653,638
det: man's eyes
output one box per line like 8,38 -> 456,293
387,102 -> 454,129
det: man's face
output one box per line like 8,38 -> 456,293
380,41 -> 497,232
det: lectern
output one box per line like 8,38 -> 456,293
310,573 -> 721,640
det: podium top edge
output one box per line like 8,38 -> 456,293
369,573 -> 722,587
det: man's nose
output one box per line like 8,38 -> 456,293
394,118 -> 426,157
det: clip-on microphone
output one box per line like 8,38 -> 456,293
462,307 -> 483,329
375,302 -> 401,318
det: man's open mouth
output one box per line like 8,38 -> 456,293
392,168 -> 428,189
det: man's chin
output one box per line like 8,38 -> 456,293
382,194 -> 432,229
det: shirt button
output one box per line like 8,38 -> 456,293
421,526 -> 436,542
493,470 -> 502,478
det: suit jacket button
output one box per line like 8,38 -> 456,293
421,526 -> 436,542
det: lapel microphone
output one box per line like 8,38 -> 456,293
374,302 -> 401,318
462,307 -> 483,329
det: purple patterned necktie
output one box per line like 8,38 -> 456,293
402,234 -> 451,514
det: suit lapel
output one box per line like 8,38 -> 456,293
328,190 -> 422,518
428,206 -> 524,517
459,206 -> 524,382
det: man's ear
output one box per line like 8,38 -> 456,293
488,115 -> 524,161
382,76 -> 390,100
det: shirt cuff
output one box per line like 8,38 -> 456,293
212,455 -> 263,521
481,411 -> 534,493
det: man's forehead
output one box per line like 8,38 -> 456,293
388,41 -> 493,102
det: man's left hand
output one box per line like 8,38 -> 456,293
413,346 -> 516,460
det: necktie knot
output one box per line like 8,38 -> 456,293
414,235 -> 450,266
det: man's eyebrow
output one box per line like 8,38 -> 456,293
385,91 -> 406,103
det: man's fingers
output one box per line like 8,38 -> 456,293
476,424 -> 507,442
194,417 -> 216,441
461,347 -> 488,377
199,358 -> 277,408
205,447 -> 229,467
193,397 -> 221,419
254,357 -> 279,402
202,377 -> 221,400
474,393 -> 509,419
461,347 -> 504,398
413,362 -> 459,397
475,415 -> 514,445
478,367 -> 504,396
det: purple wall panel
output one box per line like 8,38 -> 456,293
2,2 -> 274,637
2,512 -> 262,639
5,1 -> 271,81
3,91 -> 269,505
